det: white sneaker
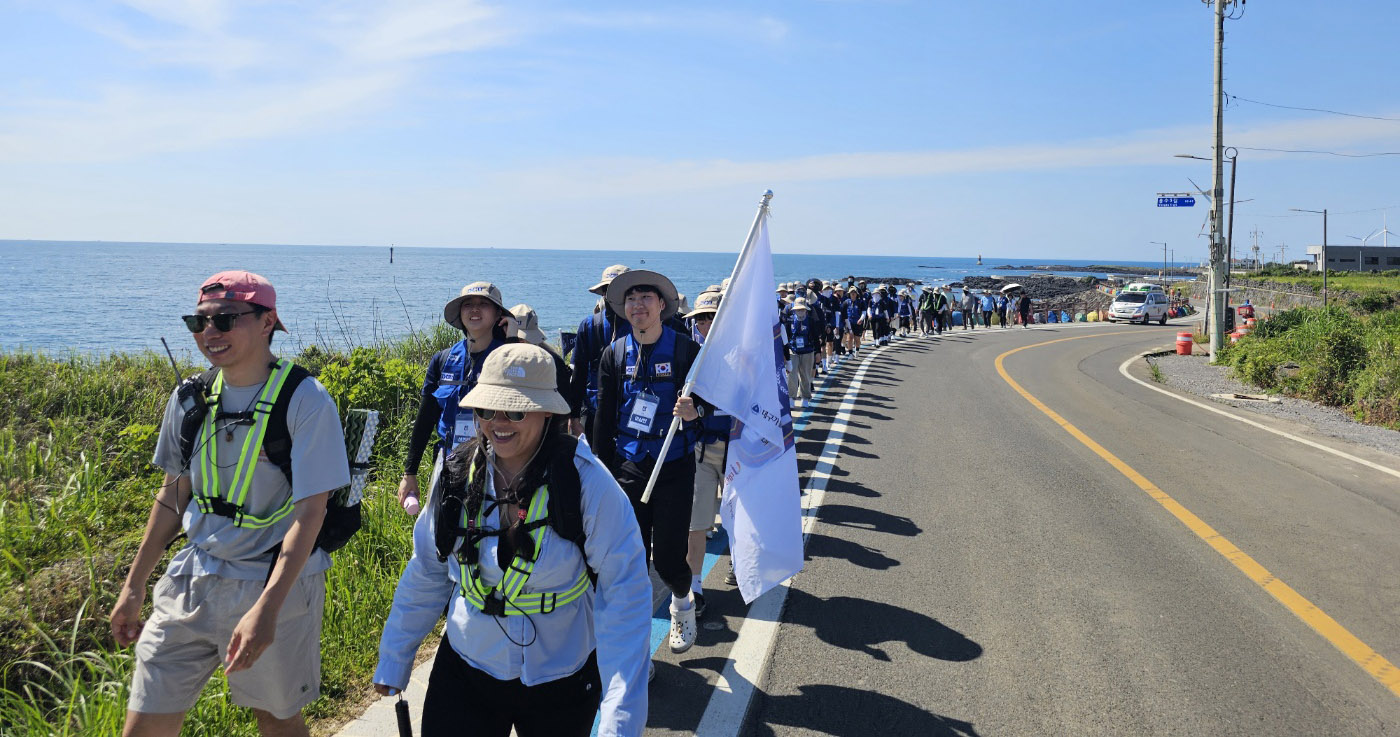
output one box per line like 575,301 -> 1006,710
669,600 -> 697,653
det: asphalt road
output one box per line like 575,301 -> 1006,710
659,322 -> 1400,736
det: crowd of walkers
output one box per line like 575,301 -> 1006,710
110,265 -> 1042,737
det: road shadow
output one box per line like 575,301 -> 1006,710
747,685 -> 981,737
804,532 -> 899,570
783,588 -> 982,663
816,501 -> 921,537
848,408 -> 892,421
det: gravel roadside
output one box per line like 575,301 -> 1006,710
1148,352 -> 1400,459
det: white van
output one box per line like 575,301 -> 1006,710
1107,283 -> 1169,325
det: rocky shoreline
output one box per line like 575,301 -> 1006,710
955,274 -> 1113,312
993,263 -> 1199,276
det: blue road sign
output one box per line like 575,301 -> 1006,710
1157,196 -> 1195,207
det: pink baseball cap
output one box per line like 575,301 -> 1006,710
198,270 -> 287,332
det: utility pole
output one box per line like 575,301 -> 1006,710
1204,0 -> 1232,361
1289,208 -> 1327,304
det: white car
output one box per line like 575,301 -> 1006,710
1107,285 -> 1170,325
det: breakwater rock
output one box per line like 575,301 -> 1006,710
841,276 -> 923,286
958,274 -> 1113,312
993,263 -> 1200,276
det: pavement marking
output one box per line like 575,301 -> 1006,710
693,337 -> 900,736
1117,352 -> 1400,482
996,334 -> 1400,700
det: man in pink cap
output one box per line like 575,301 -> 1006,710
110,270 -> 350,736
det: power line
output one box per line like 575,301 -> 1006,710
1235,146 -> 1400,158
1226,93 -> 1400,122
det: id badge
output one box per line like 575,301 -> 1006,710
454,409 -> 476,443
627,393 -> 660,434
794,336 -> 805,349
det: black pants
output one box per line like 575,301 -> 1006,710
871,316 -> 889,341
615,455 -> 696,596
421,646 -> 601,737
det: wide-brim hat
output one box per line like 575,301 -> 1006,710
604,269 -> 680,321
684,290 -> 722,319
444,281 -> 505,330
506,303 -> 547,344
792,297 -> 810,311
458,343 -> 570,415
589,264 -> 631,295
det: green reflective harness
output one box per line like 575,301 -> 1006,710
194,360 -> 297,528
457,460 -> 590,616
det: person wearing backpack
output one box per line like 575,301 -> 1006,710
592,270 -> 712,656
567,265 -> 633,437
110,271 -> 350,737
398,282 -> 511,515
374,344 -> 651,736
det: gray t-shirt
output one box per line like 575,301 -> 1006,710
153,372 -> 351,581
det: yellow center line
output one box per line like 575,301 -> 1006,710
996,333 -> 1400,700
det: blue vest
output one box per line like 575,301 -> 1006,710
580,310 -> 632,414
897,297 -> 913,317
617,328 -> 690,463
432,337 -> 503,448
843,297 -> 863,323
787,312 -> 818,354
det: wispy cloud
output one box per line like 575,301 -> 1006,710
3,0 -> 510,162
482,115 -> 1400,198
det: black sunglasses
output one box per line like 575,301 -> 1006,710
476,408 -> 528,422
181,310 -> 260,333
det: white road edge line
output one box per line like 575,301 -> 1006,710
1117,351 -> 1400,481
693,337 -> 901,736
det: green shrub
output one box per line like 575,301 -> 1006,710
0,323 -> 461,735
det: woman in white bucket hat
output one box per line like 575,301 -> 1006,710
374,343 -> 651,736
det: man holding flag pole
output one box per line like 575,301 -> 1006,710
592,267 -> 711,656
639,190 -> 805,606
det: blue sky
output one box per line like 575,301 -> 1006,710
2,1 -> 1397,262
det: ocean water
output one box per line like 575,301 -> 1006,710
0,241 -> 1169,356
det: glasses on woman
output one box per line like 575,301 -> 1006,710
476,408 -> 527,422
181,310 -> 259,333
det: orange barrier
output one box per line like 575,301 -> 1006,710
1176,332 -> 1193,355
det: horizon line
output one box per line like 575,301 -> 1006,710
0,238 -> 1188,266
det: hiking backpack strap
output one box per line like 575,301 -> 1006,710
543,434 -> 597,586
261,365 -> 311,486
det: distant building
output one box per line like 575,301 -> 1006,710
1304,245 -> 1400,272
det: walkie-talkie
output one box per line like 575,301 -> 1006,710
395,695 -> 413,737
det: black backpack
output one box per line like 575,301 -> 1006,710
175,364 -> 364,556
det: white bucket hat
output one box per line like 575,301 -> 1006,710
684,290 -> 721,319
444,282 -> 505,330
458,344 -> 570,414
589,264 -> 631,295
506,303 -> 547,344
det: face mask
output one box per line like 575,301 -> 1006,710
823,289 -> 833,298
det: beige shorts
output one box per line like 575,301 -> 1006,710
690,441 -> 726,532
128,570 -> 325,719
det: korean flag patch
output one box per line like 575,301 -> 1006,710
654,362 -> 673,377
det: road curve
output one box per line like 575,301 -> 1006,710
734,323 -> 1400,736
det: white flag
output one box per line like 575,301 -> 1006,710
687,217 -> 803,603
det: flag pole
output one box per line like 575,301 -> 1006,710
639,189 -> 774,504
